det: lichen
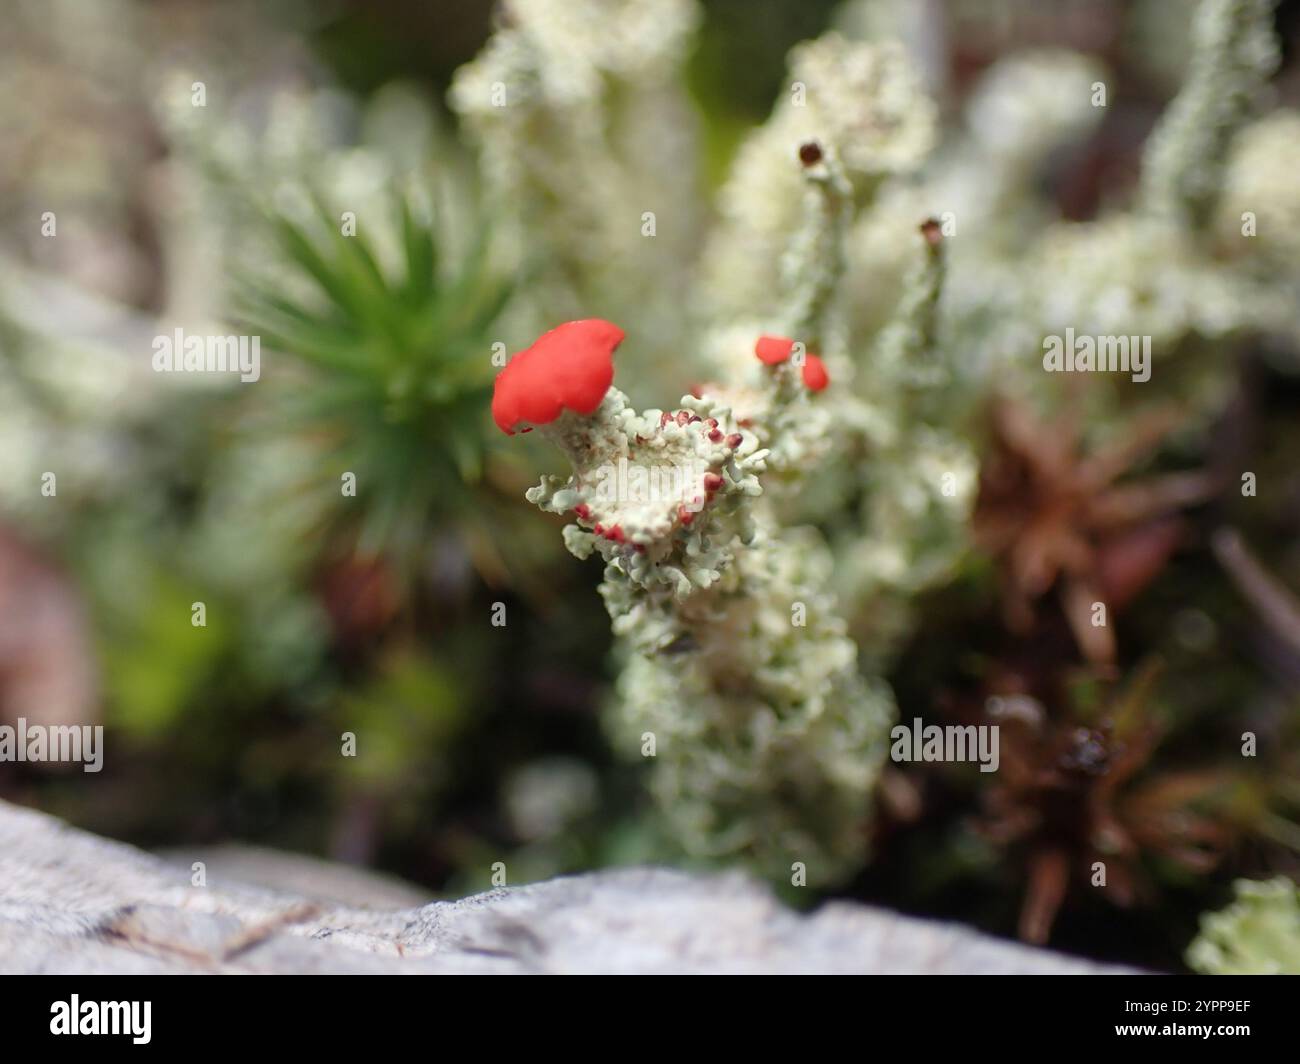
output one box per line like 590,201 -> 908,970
1140,0 -> 1280,229
1187,878 -> 1300,975
469,0 -> 1292,898
512,344 -> 892,883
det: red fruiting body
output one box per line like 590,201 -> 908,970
798,141 -> 824,166
491,319 -> 625,435
677,505 -> 695,526
755,335 -> 795,365
675,410 -> 691,427
755,334 -> 830,391
703,472 -> 724,493
725,433 -> 743,449
606,525 -> 625,543
574,503 -> 591,521
708,429 -> 724,442
802,353 -> 830,392
660,411 -> 672,427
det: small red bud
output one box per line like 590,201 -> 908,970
802,353 -> 830,392
725,433 -> 743,449
798,141 -> 824,166
755,335 -> 795,365
703,472 -> 724,493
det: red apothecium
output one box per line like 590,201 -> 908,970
753,335 -> 830,391
492,319 -> 625,435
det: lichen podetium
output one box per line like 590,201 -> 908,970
494,320 -> 892,885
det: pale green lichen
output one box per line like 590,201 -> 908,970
841,49 -> 1107,345
1030,215 -> 1262,350
607,532 -> 894,885
873,221 -> 946,402
1140,0 -> 1280,229
963,50 -> 1109,175
474,0 -> 1291,890
526,390 -> 767,609
780,145 -> 854,355
1212,109 -> 1300,351
864,1 -> 1285,430
838,226 -> 976,661
502,18 -> 957,870
700,33 -> 935,324
1215,109 -> 1300,269
698,24 -> 975,665
1187,877 -> 1300,975
449,0 -> 702,396
522,351 -> 892,883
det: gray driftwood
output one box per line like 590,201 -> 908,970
0,801 -> 1133,974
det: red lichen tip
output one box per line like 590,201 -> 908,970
798,141 -> 824,167
756,334 -> 829,390
755,335 -> 796,365
492,319 -> 625,435
802,353 -> 830,392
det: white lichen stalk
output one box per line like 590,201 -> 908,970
1006,0 -> 1280,421
450,0 -> 703,397
1140,0 -> 1280,230
700,33 -> 936,327
524,375 -> 893,883
700,32 -> 976,663
883,0 -> 1283,429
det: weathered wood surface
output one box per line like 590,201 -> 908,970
0,801 -> 1133,974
